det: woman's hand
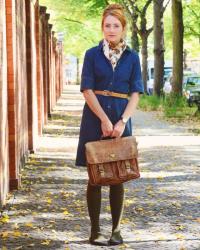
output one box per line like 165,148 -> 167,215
101,119 -> 113,137
111,120 -> 125,138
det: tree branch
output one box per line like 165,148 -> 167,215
135,5 -> 141,14
104,0 -> 110,5
187,26 -> 200,37
121,0 -> 133,16
163,0 -> 170,14
142,0 -> 153,16
147,26 -> 153,35
127,0 -> 136,11
186,5 -> 200,20
64,18 -> 86,26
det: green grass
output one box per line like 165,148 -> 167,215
138,94 -> 198,120
138,94 -> 164,111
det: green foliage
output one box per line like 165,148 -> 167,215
40,0 -> 102,58
138,94 -> 163,111
183,0 -> 200,40
40,0 -> 200,60
139,94 -> 198,119
163,94 -> 188,118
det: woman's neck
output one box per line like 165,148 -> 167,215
105,38 -> 122,48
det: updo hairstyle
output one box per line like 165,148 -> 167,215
101,4 -> 127,30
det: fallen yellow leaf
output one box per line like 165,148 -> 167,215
1,232 -> 9,238
63,210 -> 70,215
175,225 -> 185,231
13,231 -> 23,237
41,240 -> 51,245
0,214 -> 10,223
175,234 -> 185,240
25,223 -> 34,228
136,207 -> 143,211
46,198 -> 52,204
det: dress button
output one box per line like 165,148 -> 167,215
109,82 -> 112,85
107,105 -> 111,109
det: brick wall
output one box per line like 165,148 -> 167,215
0,0 -> 9,206
0,0 -> 64,206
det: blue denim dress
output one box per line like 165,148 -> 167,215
75,41 -> 144,166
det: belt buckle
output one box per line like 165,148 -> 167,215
103,90 -> 110,96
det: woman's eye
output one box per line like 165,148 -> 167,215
105,24 -> 111,28
114,25 -> 119,28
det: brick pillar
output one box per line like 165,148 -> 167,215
6,0 -> 28,190
48,24 -> 53,114
51,31 -> 57,109
6,0 -> 18,190
25,0 -> 38,152
35,1 -> 43,135
15,0 -> 28,175
58,41 -> 64,96
0,0 -> 9,206
55,42 -> 59,101
40,6 -> 48,125
45,13 -> 51,118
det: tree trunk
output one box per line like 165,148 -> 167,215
171,0 -> 183,95
153,0 -> 165,96
141,35 -> 148,93
131,19 -> 139,52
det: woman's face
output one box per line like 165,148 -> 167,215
103,15 -> 124,45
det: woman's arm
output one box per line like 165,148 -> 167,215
121,92 -> 140,120
83,89 -> 113,137
111,92 -> 140,138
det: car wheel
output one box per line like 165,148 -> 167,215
188,100 -> 193,107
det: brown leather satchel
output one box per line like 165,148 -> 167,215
85,136 -> 140,186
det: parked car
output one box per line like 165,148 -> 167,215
183,75 -> 200,107
147,60 -> 172,95
163,71 -> 198,95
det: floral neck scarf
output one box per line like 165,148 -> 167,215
103,38 -> 127,70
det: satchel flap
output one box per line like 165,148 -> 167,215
85,136 -> 138,164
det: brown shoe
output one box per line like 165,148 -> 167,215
108,231 -> 123,245
89,232 -> 108,246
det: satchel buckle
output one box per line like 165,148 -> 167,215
125,160 -> 131,172
110,153 -> 116,158
99,164 -> 105,177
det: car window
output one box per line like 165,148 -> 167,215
187,77 -> 200,84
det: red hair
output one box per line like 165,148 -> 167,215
101,4 -> 127,29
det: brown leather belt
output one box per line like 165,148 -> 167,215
94,90 -> 128,99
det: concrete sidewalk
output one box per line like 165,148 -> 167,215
0,84 -> 200,250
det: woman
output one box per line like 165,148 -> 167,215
75,4 -> 144,246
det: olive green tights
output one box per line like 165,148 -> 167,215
86,182 -> 124,234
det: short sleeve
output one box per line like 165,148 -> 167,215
80,50 -> 95,92
129,53 -> 144,94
